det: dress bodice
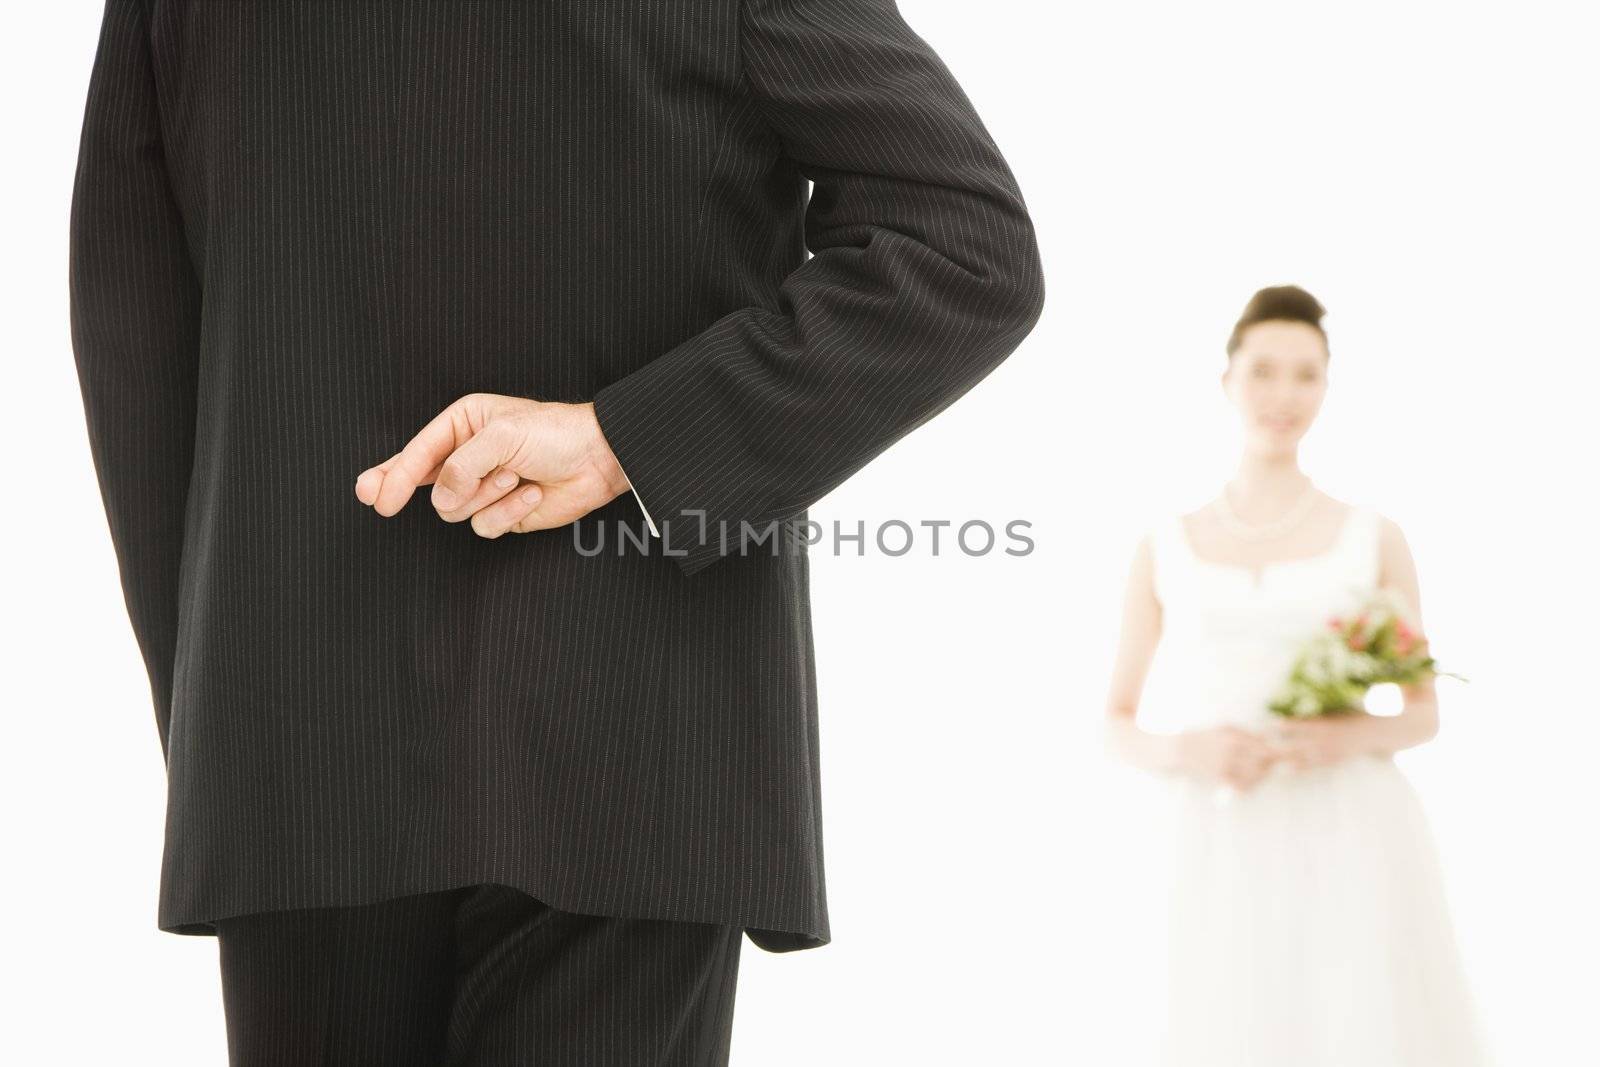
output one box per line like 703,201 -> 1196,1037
1146,503 -> 1384,733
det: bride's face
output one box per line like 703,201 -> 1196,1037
1221,319 -> 1330,452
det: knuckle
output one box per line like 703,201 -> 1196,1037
438,457 -> 471,489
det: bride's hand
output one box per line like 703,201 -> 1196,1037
1173,726 -> 1282,790
1266,715 -> 1369,771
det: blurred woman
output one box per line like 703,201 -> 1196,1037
1103,286 -> 1490,1066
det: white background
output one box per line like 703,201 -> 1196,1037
4,1 -> 1596,1063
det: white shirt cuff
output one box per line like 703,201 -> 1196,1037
617,460 -> 660,538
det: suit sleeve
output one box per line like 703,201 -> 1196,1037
590,0 -> 1045,576
68,0 -> 201,760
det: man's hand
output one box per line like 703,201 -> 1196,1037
354,394 -> 631,538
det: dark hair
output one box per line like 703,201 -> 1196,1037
1226,285 -> 1329,358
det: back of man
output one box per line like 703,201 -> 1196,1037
70,0 -> 1044,1059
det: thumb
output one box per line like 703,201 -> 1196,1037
431,418 -> 520,512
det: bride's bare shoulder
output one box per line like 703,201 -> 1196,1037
1363,507 -> 1423,594
1320,489 -> 1356,516
1176,502 -> 1212,532
1335,495 -> 1403,545
1357,501 -> 1404,544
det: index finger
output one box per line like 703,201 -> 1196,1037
362,405 -> 471,516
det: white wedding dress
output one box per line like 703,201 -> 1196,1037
1144,502 -> 1490,1067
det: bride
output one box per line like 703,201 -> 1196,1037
1104,285 -> 1491,1066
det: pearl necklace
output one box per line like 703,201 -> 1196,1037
1211,478 -> 1320,541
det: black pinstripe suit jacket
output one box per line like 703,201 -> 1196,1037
69,0 -> 1044,952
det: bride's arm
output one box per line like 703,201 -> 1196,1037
1103,535 -> 1182,774
1366,516 -> 1443,749
1103,535 -> 1278,787
1274,517 -> 1441,763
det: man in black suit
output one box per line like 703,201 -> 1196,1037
70,0 -> 1044,1061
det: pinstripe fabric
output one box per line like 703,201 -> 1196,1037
68,0 -> 1044,955
217,883 -> 742,1066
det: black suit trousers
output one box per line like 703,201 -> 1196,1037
215,885 -> 743,1066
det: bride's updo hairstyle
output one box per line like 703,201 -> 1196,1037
1225,285 -> 1330,360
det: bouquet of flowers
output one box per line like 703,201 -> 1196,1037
1266,587 -> 1467,718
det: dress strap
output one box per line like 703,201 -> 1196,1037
1149,512 -> 1190,607
1355,504 -> 1384,588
